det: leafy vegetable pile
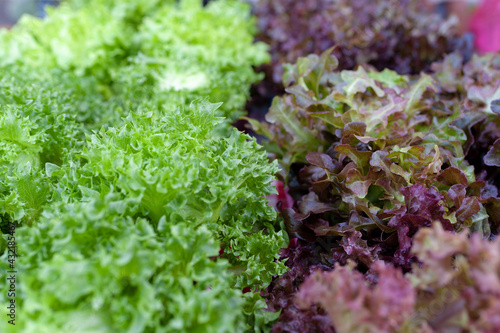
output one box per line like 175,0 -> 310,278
0,0 -> 286,332
254,0 -> 471,84
0,0 -> 267,126
1,0 -> 500,332
253,49 -> 500,332
298,223 -> 500,332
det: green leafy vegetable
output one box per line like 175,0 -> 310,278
0,0 -> 268,127
0,1 -> 282,331
0,101 -> 287,332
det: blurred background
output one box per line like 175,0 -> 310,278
0,0 -> 61,27
0,0 -> 497,53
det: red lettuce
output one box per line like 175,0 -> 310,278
297,223 -> 500,333
297,260 -> 414,333
255,49 -> 500,330
263,241 -> 334,333
254,0 -> 471,86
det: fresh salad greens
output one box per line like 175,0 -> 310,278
254,0 -> 471,84
255,49 -> 500,332
0,0 -> 284,332
1,0 -> 500,332
0,0 -> 268,126
297,223 -> 500,333
0,101 -> 286,332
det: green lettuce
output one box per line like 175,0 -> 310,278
0,66 -> 84,226
0,101 -> 286,332
297,223 -> 500,333
0,2 -> 281,330
112,0 -> 268,122
0,0 -> 268,127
